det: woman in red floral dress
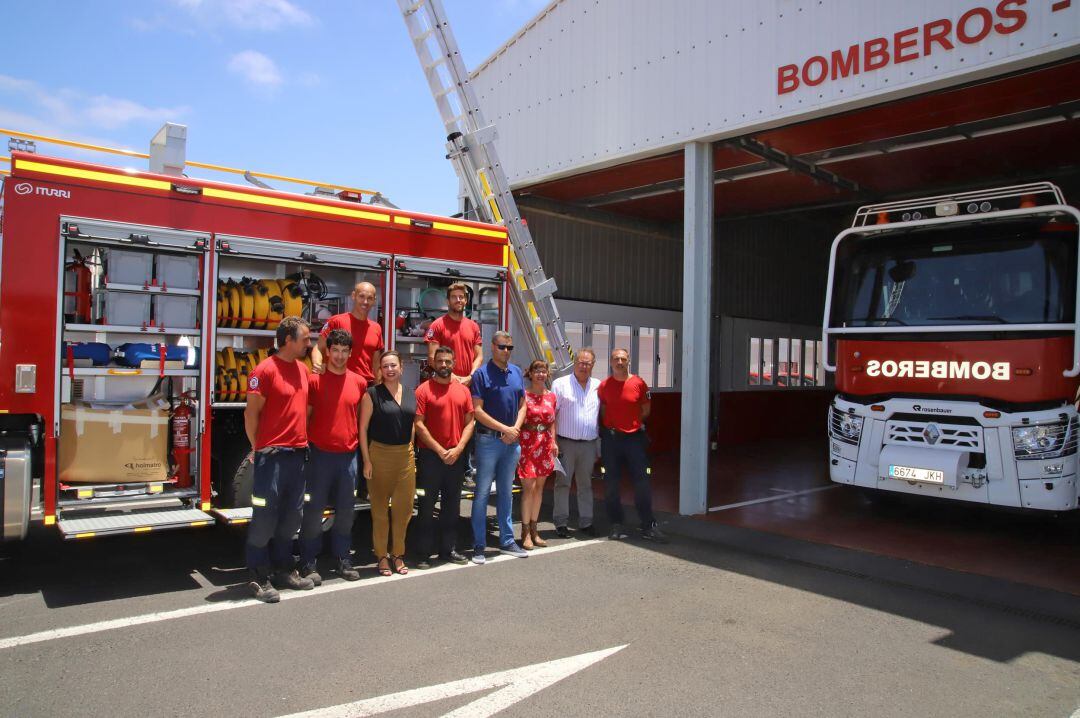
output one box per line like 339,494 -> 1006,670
518,359 -> 558,550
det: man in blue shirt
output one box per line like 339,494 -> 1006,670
470,330 -> 528,563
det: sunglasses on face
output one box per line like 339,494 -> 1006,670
495,344 -> 514,351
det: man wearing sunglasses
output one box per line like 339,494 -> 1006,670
469,331 -> 528,562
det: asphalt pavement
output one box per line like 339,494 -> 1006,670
1,514 -> 1078,717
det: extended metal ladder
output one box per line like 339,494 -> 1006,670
397,0 -> 573,372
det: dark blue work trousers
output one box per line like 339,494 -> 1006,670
601,429 -> 655,529
299,444 -> 358,566
245,448 -> 307,574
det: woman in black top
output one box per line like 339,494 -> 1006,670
359,351 -> 416,575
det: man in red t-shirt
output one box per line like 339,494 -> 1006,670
598,347 -> 667,544
425,282 -> 483,386
411,345 -> 475,567
312,281 -> 384,383
298,328 -> 367,586
244,316 -> 315,602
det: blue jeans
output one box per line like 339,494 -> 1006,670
601,429 -> 655,528
299,445 -> 358,566
471,433 -> 520,549
245,448 -> 307,574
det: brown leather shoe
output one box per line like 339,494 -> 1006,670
520,524 -> 534,550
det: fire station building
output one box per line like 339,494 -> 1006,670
486,0 -> 1080,586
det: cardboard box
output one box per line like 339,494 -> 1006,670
58,404 -> 170,484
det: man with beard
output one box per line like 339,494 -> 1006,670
425,282 -> 482,386
411,346 -> 475,569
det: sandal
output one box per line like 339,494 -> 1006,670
392,555 -> 409,575
377,556 -> 392,577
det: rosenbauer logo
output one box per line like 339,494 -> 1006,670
865,359 -> 1010,381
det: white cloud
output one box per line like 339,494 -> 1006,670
227,50 -> 283,89
172,0 -> 314,30
0,73 -> 187,132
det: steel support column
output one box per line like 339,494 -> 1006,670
679,142 -> 713,515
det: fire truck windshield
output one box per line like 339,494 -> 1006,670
831,217 -> 1077,328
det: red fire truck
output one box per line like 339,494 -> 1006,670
823,183 -> 1080,511
0,148 -> 510,542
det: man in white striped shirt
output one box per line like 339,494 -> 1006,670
551,347 -> 601,537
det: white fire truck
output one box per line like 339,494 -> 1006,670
823,183 -> 1080,511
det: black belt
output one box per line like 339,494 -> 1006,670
557,435 -> 597,442
475,426 -> 504,437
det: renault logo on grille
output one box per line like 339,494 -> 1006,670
923,423 -> 941,444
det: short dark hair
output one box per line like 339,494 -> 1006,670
276,316 -> 310,348
433,345 -> 455,361
326,328 -> 353,351
446,282 -> 469,299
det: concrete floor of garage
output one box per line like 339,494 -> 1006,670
568,438 -> 1080,596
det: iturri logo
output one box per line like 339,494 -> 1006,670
11,182 -> 70,199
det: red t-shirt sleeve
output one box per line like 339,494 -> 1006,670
635,376 -> 651,404
470,320 -> 482,345
375,323 -> 386,353
320,314 -> 340,338
354,373 -> 369,396
414,384 -> 428,417
248,362 -> 271,396
456,383 -> 473,413
307,373 -> 319,404
424,319 -> 442,345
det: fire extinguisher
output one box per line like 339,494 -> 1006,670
63,249 -> 93,323
171,390 -> 197,488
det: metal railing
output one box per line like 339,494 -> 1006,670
1,128 -> 379,197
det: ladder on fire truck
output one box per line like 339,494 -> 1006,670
397,0 -> 573,372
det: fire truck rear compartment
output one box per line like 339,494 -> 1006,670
53,218 -> 215,537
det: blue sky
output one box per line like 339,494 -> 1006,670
1,0 -> 549,216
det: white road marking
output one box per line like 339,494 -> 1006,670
1069,705 -> 1080,718
277,645 -> 627,718
0,539 -> 604,652
708,484 -> 837,512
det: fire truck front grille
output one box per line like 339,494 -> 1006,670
885,420 -> 983,451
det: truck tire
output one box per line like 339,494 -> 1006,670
1,437 -> 33,543
229,455 -> 255,508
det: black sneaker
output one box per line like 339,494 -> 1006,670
555,525 -> 571,538
639,522 -> 669,544
334,558 -> 360,581
272,569 -> 315,591
440,550 -> 469,565
578,524 -> 596,537
247,578 -> 280,603
608,524 -> 627,540
416,559 -> 432,570
299,564 -> 323,587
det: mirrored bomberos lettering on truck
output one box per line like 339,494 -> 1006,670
822,183 -> 1080,511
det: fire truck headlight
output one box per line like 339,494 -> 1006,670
838,414 -> 863,441
1011,420 -> 1077,460
829,408 -> 864,445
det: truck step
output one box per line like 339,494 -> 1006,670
210,502 -> 373,525
58,507 -> 215,539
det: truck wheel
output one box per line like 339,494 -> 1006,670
228,455 -> 255,508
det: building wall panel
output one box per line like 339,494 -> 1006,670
472,0 -> 1080,187
713,215 -> 837,325
519,201 -> 681,309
